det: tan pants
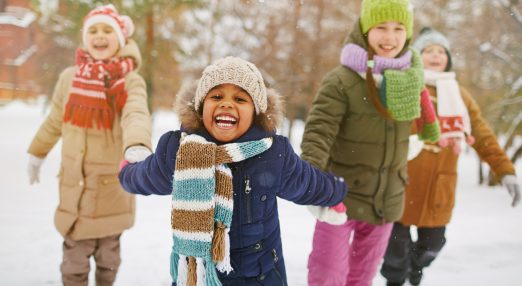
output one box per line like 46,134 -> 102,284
60,234 -> 121,286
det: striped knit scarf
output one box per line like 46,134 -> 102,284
341,43 -> 440,143
171,133 -> 273,286
63,48 -> 134,129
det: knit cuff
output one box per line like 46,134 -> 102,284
418,121 -> 441,143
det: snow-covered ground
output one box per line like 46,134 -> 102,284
1,99 -> 521,286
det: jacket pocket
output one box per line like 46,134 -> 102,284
95,174 -> 132,217
246,160 -> 280,223
58,166 -> 85,214
256,250 -> 286,286
429,172 -> 457,214
345,169 -> 373,191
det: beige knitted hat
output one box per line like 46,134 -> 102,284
194,56 -> 267,114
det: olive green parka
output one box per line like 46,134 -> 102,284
301,23 -> 413,225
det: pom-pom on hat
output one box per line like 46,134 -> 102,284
360,0 -> 414,39
195,56 -> 267,114
413,27 -> 452,71
82,4 -> 135,49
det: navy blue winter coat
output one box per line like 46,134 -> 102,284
119,125 -> 347,285
120,81 -> 346,285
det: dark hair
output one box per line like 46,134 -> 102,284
444,50 -> 452,71
366,48 -> 391,120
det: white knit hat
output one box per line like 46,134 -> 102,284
82,4 -> 135,49
413,27 -> 451,53
195,57 -> 267,114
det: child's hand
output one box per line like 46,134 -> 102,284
307,204 -> 347,225
28,154 -> 45,185
501,175 -> 521,207
124,145 -> 152,163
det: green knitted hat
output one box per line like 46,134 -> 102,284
360,0 -> 414,39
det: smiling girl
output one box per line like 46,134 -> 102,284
118,56 -> 347,286
27,5 -> 151,285
301,0 -> 440,285
84,22 -> 121,61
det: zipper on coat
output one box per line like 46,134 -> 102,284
271,248 -> 279,262
245,176 -> 252,223
271,250 -> 286,286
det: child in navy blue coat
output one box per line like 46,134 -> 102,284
119,56 -> 347,286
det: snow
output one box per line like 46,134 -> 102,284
0,7 -> 37,28
1,99 -> 521,285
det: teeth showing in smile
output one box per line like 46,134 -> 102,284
215,115 -> 237,127
93,43 -> 108,49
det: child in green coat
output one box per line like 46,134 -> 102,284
302,1 -> 439,285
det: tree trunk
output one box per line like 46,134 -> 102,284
144,8 -> 155,111
285,2 -> 302,140
307,0 -> 324,108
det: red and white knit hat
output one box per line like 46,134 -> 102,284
82,4 -> 135,49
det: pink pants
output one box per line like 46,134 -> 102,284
307,219 -> 393,286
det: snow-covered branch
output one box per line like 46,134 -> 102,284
495,0 -> 522,26
479,42 -> 521,72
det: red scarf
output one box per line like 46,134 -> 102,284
63,48 -> 134,129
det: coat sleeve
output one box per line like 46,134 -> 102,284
300,71 -> 349,170
119,131 -> 180,195
121,72 -> 153,153
278,138 -> 347,206
462,87 -> 515,178
27,68 -> 72,157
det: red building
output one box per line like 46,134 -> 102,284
0,0 -> 40,102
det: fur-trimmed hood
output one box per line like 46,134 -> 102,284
174,80 -> 284,133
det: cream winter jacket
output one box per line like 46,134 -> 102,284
28,40 -> 152,240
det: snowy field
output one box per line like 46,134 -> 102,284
1,99 -> 521,286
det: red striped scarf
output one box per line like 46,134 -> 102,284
63,48 -> 134,129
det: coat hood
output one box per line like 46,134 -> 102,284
343,19 -> 411,58
117,39 -> 142,70
174,81 -> 284,133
